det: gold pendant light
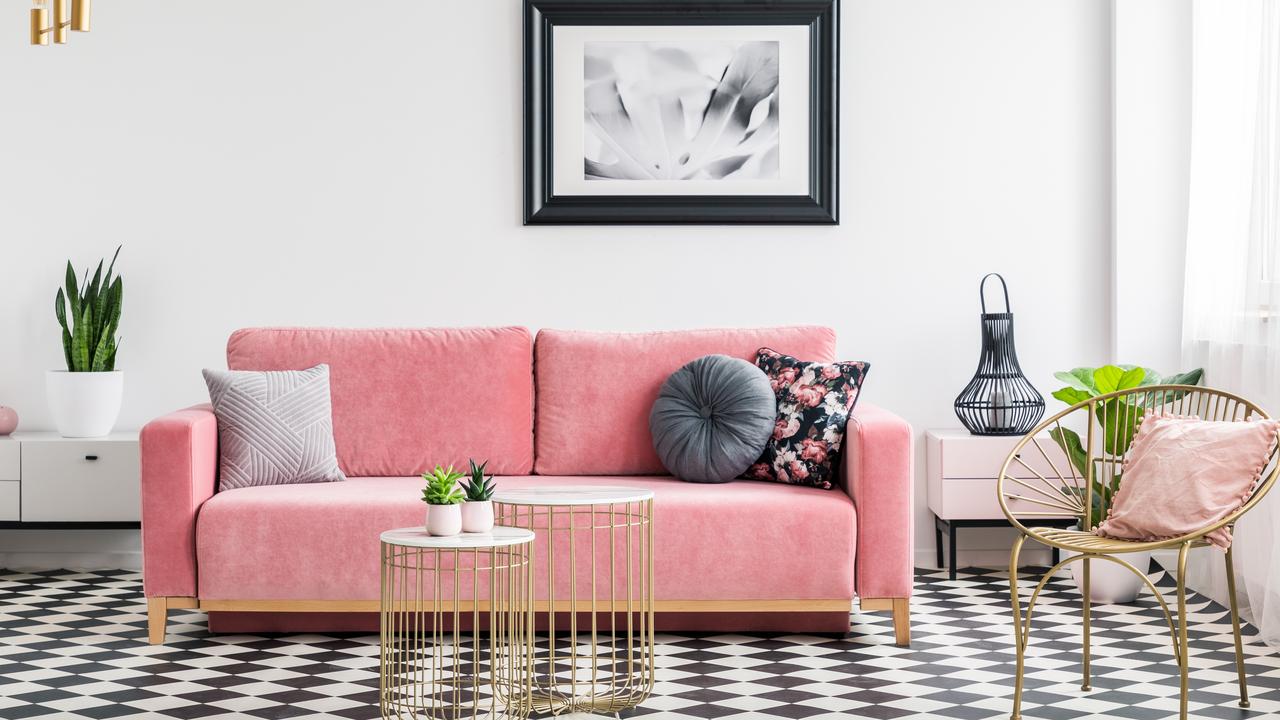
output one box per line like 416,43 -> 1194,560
29,0 -> 91,46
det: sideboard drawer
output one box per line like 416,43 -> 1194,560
0,482 -> 18,521
933,476 -> 1075,520
0,439 -> 19,481
20,440 -> 140,522
931,430 -> 1072,479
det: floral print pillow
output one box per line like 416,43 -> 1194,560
743,348 -> 870,489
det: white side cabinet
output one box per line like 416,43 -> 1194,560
926,428 -> 1074,579
0,432 -> 140,527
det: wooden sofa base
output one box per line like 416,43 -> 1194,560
147,596 -> 910,646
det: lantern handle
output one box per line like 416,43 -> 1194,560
979,273 -> 1011,314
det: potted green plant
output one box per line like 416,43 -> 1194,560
460,459 -> 497,533
421,465 -> 465,536
1049,364 -> 1202,603
47,247 -> 124,438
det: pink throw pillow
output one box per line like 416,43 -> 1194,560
1095,414 -> 1280,550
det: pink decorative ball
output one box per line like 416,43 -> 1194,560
0,406 -> 17,435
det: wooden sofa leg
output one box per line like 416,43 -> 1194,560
147,597 -> 168,644
860,597 -> 912,646
892,597 -> 911,646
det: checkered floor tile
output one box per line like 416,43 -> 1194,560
2,565 -> 1278,719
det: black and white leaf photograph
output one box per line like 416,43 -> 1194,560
525,0 -> 837,224
583,40 -> 780,182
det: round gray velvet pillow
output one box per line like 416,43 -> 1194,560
649,354 -> 777,483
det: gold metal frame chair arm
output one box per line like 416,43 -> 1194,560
996,384 -> 1280,549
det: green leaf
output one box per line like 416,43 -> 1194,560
1117,366 -> 1146,391
1052,387 -> 1092,406
1099,398 -> 1144,455
1164,368 -> 1204,387
54,288 -> 67,331
105,277 -> 122,339
103,338 -> 119,371
71,305 -> 92,371
104,245 -> 120,284
1069,368 -> 1098,391
1049,427 -> 1089,480
1054,370 -> 1096,394
87,259 -> 103,299
61,327 -> 73,371
90,320 -> 117,372
1093,365 -> 1125,394
64,262 -> 81,320
1134,367 -> 1163,386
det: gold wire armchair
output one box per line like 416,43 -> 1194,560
998,385 -> 1280,720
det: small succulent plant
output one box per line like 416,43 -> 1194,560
421,465 -> 465,505
461,459 -> 496,502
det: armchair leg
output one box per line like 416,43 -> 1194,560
1081,557 -> 1091,691
1225,547 -> 1251,708
147,597 -> 168,645
1176,542 -> 1192,720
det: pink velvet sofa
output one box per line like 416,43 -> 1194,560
140,326 -> 914,644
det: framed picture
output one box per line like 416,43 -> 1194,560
524,0 -> 838,225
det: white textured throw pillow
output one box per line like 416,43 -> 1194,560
203,364 -> 346,491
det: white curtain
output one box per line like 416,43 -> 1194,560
1182,0 -> 1280,647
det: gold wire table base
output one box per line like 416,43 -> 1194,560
379,528 -> 535,720
496,492 -> 656,716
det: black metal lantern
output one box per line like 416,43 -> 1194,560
954,273 -> 1044,436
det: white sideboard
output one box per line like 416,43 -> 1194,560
926,428 -> 1075,579
0,432 -> 140,527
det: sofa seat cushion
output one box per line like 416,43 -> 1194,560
534,327 -> 837,475
195,475 -> 856,602
226,327 -> 534,476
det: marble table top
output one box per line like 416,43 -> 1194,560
492,485 -> 655,506
379,526 -> 535,548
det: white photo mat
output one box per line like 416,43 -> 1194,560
552,25 -> 811,197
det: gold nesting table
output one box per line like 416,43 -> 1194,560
495,486 -> 656,715
379,526 -> 536,720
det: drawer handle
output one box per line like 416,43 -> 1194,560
84,454 -> 99,461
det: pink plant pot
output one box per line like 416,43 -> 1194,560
461,500 -> 494,533
0,407 -> 17,435
425,504 -> 462,537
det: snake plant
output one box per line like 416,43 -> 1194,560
421,465 -> 465,505
54,247 -> 123,372
461,459 -> 496,502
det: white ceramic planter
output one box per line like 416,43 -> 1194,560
45,371 -> 123,438
426,504 -> 462,536
461,500 -> 494,533
1062,547 -> 1153,604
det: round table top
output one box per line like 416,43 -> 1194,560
492,485 -> 655,506
379,526 -> 535,548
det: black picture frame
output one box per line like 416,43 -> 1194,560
524,0 -> 839,225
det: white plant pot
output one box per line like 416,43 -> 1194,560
45,370 -> 123,438
461,500 -> 494,533
1062,547 -> 1153,604
426,504 -> 462,537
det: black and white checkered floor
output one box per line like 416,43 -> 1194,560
3,566 -> 1279,720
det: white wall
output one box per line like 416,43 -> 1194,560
0,0 -> 1113,570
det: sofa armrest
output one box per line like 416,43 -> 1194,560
140,405 -> 218,598
843,402 -> 914,599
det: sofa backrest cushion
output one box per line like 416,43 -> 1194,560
533,327 -> 837,475
227,327 -> 534,477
